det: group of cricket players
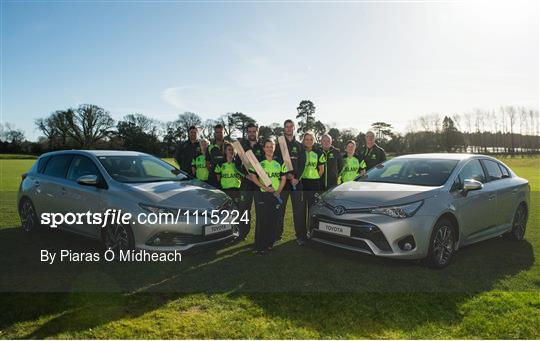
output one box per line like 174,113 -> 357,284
174,119 -> 386,254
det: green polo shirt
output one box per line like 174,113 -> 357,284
340,155 -> 366,183
215,161 -> 242,189
191,154 -> 209,181
301,149 -> 326,180
251,159 -> 288,192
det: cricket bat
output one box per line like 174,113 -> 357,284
232,140 -> 252,171
245,150 -> 272,187
244,150 -> 283,205
277,136 -> 296,190
277,136 -> 294,172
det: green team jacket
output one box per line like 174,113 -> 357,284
249,158 -> 288,192
339,154 -> 367,183
215,160 -> 242,189
191,153 -> 209,181
301,149 -> 326,180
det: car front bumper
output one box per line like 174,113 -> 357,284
133,217 -> 238,252
308,205 -> 436,260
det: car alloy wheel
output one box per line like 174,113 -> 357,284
104,223 -> 131,253
20,199 -> 38,232
426,218 -> 456,269
510,204 -> 527,240
432,225 -> 454,267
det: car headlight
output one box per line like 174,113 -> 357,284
139,203 -> 180,215
139,203 -> 215,216
314,193 -> 325,206
371,200 -> 423,219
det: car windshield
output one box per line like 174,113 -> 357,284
358,158 -> 459,186
97,155 -> 189,183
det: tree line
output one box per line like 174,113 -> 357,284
1,101 -> 538,156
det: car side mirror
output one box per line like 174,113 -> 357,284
76,174 -> 99,186
462,179 -> 483,192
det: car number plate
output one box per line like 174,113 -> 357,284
205,224 -> 231,235
318,222 -> 351,236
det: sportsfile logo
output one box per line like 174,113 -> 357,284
40,209 -> 248,228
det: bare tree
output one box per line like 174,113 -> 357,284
463,112 -> 473,134
52,109 -> 74,146
451,114 -> 461,131
200,119 -> 217,139
506,106 -> 517,155
66,104 -> 115,148
35,116 -> 57,150
175,112 -> 202,141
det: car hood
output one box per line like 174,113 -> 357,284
123,180 -> 228,210
323,181 -> 440,208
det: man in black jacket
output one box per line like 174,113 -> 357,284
361,130 -> 387,170
275,119 -> 307,244
174,126 -> 200,176
319,134 -> 343,191
206,124 -> 225,187
237,122 -> 264,240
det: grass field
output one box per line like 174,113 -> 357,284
0,155 -> 538,338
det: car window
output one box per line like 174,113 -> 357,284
457,159 -> 486,185
43,155 -> 73,178
98,155 -> 187,183
360,158 -> 458,186
141,159 -> 177,178
499,163 -> 510,178
67,156 -> 101,181
482,159 -> 503,182
37,156 -> 49,173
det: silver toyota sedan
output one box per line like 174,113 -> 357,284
17,150 -> 237,252
308,154 -> 530,268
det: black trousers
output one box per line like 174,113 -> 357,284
223,188 -> 240,205
207,173 -> 219,188
238,180 -> 258,239
276,181 -> 306,241
255,191 -> 279,251
302,178 -> 321,215
223,188 -> 242,237
320,176 -> 338,192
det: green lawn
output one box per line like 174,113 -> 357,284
0,155 -> 538,339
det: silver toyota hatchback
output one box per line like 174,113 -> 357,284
308,154 -> 530,268
18,150 -> 237,252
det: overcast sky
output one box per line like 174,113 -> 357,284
2,0 -> 538,140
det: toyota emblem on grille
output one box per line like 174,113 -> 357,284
333,205 -> 346,215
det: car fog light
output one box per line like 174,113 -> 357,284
398,235 -> 416,251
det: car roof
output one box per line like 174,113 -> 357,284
393,153 -> 489,161
39,150 -> 151,158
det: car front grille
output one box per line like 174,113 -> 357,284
310,215 -> 392,252
311,229 -> 373,253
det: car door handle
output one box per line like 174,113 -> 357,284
33,180 -> 40,187
512,189 -> 518,195
488,194 -> 496,200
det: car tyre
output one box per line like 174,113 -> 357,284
425,218 -> 456,269
102,222 -> 135,255
19,198 -> 40,232
504,203 -> 528,241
